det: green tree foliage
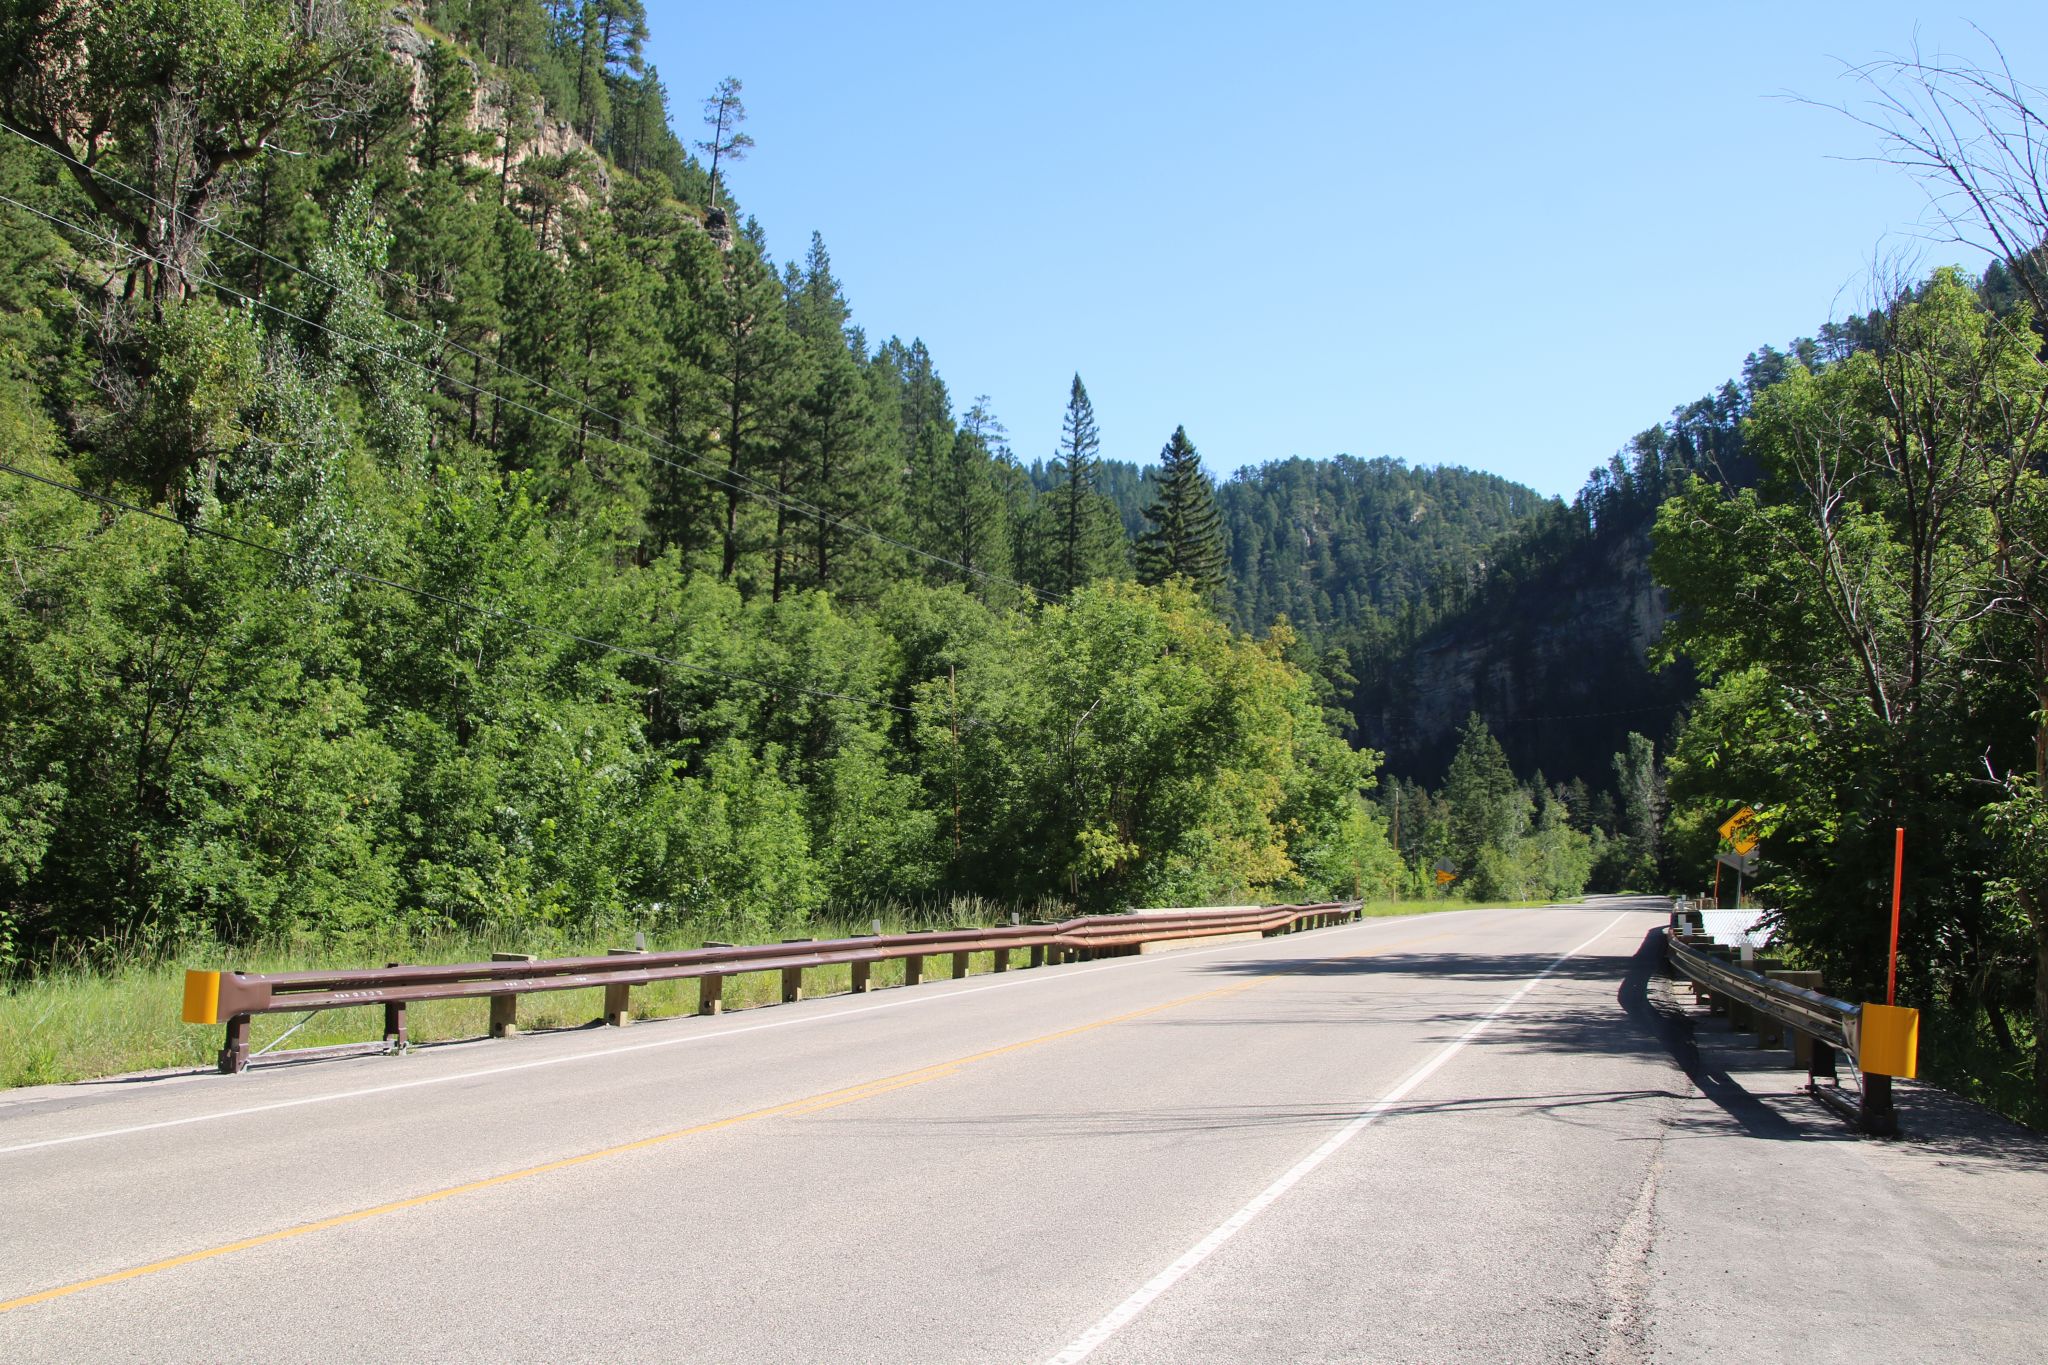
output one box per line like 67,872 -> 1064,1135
909,396 -> 1018,600
1653,266 -> 2048,1111
1135,425 -> 1225,594
0,0 -> 385,301
918,582 -> 1396,908
1441,715 -> 1526,891
1600,732 -> 1665,890
1429,714 -> 1594,902
0,7 -> 1401,975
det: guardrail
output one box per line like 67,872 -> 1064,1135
183,902 -> 1363,1074
1662,911 -> 1913,1134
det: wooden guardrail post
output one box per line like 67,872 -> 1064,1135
383,962 -> 408,1050
782,939 -> 813,1002
604,947 -> 643,1026
700,942 -> 731,1016
951,929 -> 973,980
489,952 -> 535,1038
904,949 -> 924,986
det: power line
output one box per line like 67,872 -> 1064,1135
0,459 -> 926,717
0,140 -> 1059,602
1488,700 -> 1687,726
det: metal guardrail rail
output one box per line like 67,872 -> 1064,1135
185,902 -> 1363,1074
1662,913 -> 1900,1134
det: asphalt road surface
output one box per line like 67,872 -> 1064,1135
2,897 -> 2042,1362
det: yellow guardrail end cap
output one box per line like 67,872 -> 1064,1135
1858,1002 -> 1919,1078
181,970 -> 221,1025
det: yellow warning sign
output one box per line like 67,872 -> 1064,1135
1718,806 -> 1758,854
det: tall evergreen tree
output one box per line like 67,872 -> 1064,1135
785,344 -> 896,599
1135,425 -> 1225,593
676,240 -> 797,581
908,396 -> 1016,596
1026,374 -> 1125,596
697,76 -> 752,209
1441,713 -> 1526,879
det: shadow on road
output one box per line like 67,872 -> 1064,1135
1198,925 -> 1816,1142
809,1088 -> 1690,1142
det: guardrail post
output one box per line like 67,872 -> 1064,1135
781,939 -> 813,1002
1863,1073 -> 1897,1136
219,1014 -> 251,1074
604,947 -> 644,1026
904,951 -> 924,986
383,963 -> 408,1051
700,942 -> 731,1016
850,959 -> 873,992
489,952 -> 534,1038
952,931 -> 972,979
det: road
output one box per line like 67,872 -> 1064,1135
1,898 -> 2042,1362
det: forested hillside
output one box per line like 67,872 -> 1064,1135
1034,453 -> 1557,643
1341,379 -> 1751,785
0,0 -> 1406,968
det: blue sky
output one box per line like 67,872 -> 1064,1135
645,3 -> 2046,499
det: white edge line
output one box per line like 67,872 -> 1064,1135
1042,909 -> 1633,1365
0,906 -> 1532,1158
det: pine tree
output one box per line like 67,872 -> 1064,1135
1135,425 -> 1225,593
909,396 -> 1015,595
697,76 -> 753,209
1441,713 -> 1526,881
784,232 -> 852,350
675,239 -> 797,581
1026,374 -> 1125,596
785,344 -> 896,599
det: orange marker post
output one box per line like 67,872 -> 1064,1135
1887,826 -> 1905,1006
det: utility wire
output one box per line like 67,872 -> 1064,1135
0,459 -> 930,717
1485,700 -> 1687,726
0,140 -> 1059,602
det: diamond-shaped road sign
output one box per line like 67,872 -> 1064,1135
1717,806 -> 1759,855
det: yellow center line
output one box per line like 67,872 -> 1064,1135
0,931 -> 1444,1316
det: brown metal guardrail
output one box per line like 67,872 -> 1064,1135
183,902 -> 1364,1074
1662,909 -> 1909,1134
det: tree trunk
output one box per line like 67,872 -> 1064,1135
2036,918 -> 2048,1110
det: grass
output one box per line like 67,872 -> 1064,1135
0,896 -> 1485,1090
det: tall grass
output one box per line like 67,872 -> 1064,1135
1,897 -> 1460,1089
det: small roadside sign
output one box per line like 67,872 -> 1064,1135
1718,806 -> 1758,855
1433,859 -> 1458,885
